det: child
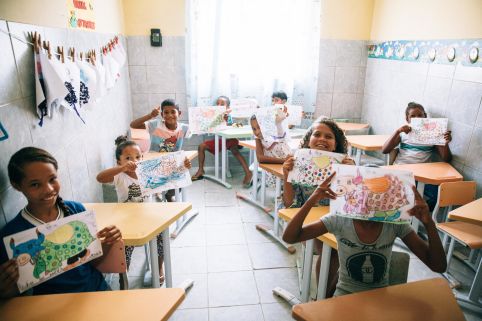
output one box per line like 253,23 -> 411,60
130,98 -> 190,201
191,96 -> 253,187
382,102 -> 452,209
272,91 -> 288,105
282,118 -> 355,297
96,136 -> 190,286
282,178 -> 447,297
0,147 -> 122,298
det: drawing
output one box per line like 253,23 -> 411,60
136,151 -> 192,195
287,149 -> 345,187
255,105 -> 289,141
331,165 -> 415,223
406,118 -> 448,146
229,99 -> 257,118
3,210 -> 102,293
0,121 -> 8,141
188,106 -> 228,134
285,105 -> 303,126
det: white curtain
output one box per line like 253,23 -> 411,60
186,0 -> 321,123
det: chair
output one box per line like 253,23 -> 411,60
432,181 -> 476,223
94,239 -> 129,290
389,251 -> 410,286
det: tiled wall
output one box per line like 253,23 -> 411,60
314,39 -> 368,121
361,53 -> 482,197
0,21 -> 133,229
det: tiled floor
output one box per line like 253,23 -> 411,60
109,166 -> 481,321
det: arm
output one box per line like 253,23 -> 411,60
96,162 -> 136,183
255,139 -> 286,164
382,125 -> 411,154
401,187 -> 447,273
91,225 -> 123,266
435,130 -> 452,162
283,174 -> 336,243
282,156 -> 295,207
130,107 -> 160,129
0,259 -> 20,299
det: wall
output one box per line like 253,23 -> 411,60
0,0 -> 125,34
0,20 -> 132,229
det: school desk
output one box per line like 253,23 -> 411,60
276,207 -> 334,303
448,198 -> 482,227
144,150 -> 200,238
346,135 -> 391,165
85,202 -> 192,289
335,122 -> 370,133
383,162 -> 463,231
291,278 -> 465,321
0,288 -> 185,321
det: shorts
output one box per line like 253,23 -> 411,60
205,138 -> 240,154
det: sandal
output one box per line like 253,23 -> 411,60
191,174 -> 204,181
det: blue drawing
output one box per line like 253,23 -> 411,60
0,122 -> 8,141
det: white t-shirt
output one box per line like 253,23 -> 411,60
38,52 -> 68,114
77,60 -> 97,108
394,132 -> 434,165
113,172 -> 148,203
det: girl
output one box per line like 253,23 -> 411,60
250,113 -> 291,164
282,118 -> 355,297
192,96 -> 253,187
0,147 -> 122,298
282,178 -> 447,296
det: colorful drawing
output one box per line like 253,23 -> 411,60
188,106 -> 228,134
136,151 -> 192,195
230,99 -> 257,118
287,149 -> 345,187
331,165 -> 415,223
285,105 -> 303,126
407,118 -> 448,146
3,210 -> 102,293
255,105 -> 289,141
0,121 -> 8,141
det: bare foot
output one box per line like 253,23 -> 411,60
242,172 -> 253,186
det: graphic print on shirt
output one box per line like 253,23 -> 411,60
346,251 -> 387,284
125,182 -> 145,203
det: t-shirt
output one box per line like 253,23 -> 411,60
146,119 -> 190,152
394,132 -> 434,164
113,172 -> 148,203
321,214 -> 412,296
0,201 -> 108,296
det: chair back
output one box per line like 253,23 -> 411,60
130,128 -> 150,153
388,251 -> 410,286
438,181 -> 476,207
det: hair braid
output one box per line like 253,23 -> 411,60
56,196 -> 71,216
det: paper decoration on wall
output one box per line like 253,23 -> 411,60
407,118 -> 448,146
331,165 -> 415,223
229,98 -> 258,118
285,105 -> 303,126
287,149 -> 345,187
255,105 -> 289,141
0,121 -> 9,141
136,151 -> 192,195
188,106 -> 228,134
3,210 -> 102,293
67,0 -> 96,30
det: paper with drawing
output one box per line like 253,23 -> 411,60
287,149 -> 345,187
3,210 -> 102,293
331,165 -> 415,223
255,105 -> 289,141
136,151 -> 192,195
188,106 -> 228,134
406,118 -> 448,146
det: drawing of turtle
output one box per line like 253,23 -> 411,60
10,221 -> 95,279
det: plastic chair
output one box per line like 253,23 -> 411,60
388,251 -> 410,286
94,239 -> 129,290
431,181 -> 476,223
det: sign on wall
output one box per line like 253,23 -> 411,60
67,0 -> 96,30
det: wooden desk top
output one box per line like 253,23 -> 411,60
85,202 -> 192,246
278,207 -> 337,249
383,162 -> 463,185
292,278 -> 465,321
437,221 -> 482,249
346,135 -> 391,151
336,122 -> 370,132
0,288 -> 185,321
448,198 -> 482,226
143,150 -> 198,161
259,163 -> 284,178
238,139 -> 301,151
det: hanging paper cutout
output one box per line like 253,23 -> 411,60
188,106 -> 228,134
255,105 -> 290,141
331,165 -> 415,224
3,210 -> 102,293
34,52 -> 48,126
0,121 -> 9,141
287,149 -> 345,187
136,151 -> 192,195
406,118 -> 448,146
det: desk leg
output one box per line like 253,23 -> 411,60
236,154 -> 271,213
261,170 -> 266,205
170,188 -> 200,239
316,243 -> 332,300
301,239 -> 315,302
149,238 -> 161,288
411,182 -> 425,232
456,257 -> 482,314
355,148 -> 362,165
222,137 -> 227,183
162,229 -> 172,288
215,134 -> 219,179
203,134 -> 232,188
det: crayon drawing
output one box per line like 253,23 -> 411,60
407,118 -> 448,146
188,106 -> 228,134
229,99 -> 257,118
3,210 -> 102,293
136,151 -> 192,195
331,165 -> 415,223
287,149 -> 345,187
255,105 -> 289,141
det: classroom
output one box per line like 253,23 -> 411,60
0,0 -> 481,320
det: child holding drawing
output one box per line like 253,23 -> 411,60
0,147 -> 122,298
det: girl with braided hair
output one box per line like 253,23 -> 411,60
0,147 -> 122,298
